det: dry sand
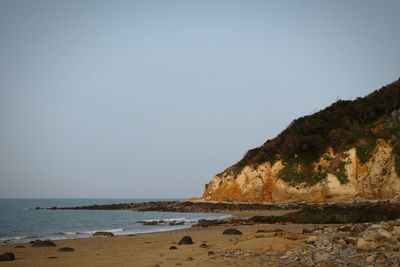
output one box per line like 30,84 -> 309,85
0,210 -> 312,267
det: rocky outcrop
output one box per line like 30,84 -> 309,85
202,139 -> 400,203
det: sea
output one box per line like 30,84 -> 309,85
0,199 -> 230,244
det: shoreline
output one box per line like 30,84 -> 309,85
0,209 -> 307,267
1,205 -> 400,266
4,199 -> 399,245
0,212 -> 234,246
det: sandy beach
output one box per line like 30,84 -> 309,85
2,203 -> 400,266
0,209 -> 311,267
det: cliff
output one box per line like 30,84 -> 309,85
202,79 -> 400,203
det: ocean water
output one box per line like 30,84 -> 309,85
0,199 -> 230,244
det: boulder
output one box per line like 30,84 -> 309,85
178,236 -> 194,245
0,252 -> 15,261
169,246 -> 178,250
31,240 -> 56,247
92,232 -> 114,237
344,237 -> 357,246
222,229 -> 243,235
363,227 -> 393,242
356,238 -> 377,250
58,247 -> 75,252
302,228 -> 314,234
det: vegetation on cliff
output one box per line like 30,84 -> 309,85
223,79 -> 400,185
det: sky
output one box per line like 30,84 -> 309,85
0,0 -> 399,198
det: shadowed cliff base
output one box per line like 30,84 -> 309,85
46,200 -> 400,224
193,201 -> 400,226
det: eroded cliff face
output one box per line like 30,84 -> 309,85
202,139 -> 400,203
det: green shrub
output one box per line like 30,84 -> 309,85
278,162 -> 328,186
356,136 -> 377,164
335,161 -> 349,184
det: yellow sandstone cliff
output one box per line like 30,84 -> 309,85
202,139 -> 400,203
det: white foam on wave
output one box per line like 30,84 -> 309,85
76,228 -> 124,235
1,236 -> 27,242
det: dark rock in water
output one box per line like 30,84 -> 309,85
31,240 -> 57,247
143,221 -> 158,226
58,247 -> 75,252
178,236 -> 194,245
14,245 -> 25,248
47,200 -> 302,212
35,206 -> 41,210
93,231 -> 114,237
169,246 -> 178,250
0,252 -> 15,261
223,229 -> 243,235
194,219 -> 223,228
169,221 -> 185,226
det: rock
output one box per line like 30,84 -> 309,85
14,245 -> 25,248
193,219 -> 219,228
222,229 -> 243,235
274,230 -> 304,240
354,197 -> 367,203
302,228 -> 314,234
338,225 -> 352,232
31,240 -> 57,247
199,243 -> 208,248
233,249 -> 241,256
0,252 -> 15,261
351,224 -> 368,233
58,247 -> 75,252
366,255 -> 375,263
208,251 -> 215,256
304,236 -> 318,244
143,221 -> 158,226
169,246 -> 178,250
344,237 -> 357,246
47,256 -> 59,259
356,238 -> 377,250
333,237 -> 345,245
186,257 -> 194,261
313,252 -> 330,262
178,236 -> 193,245
363,227 -> 393,242
169,221 -> 185,226
92,231 -> 114,237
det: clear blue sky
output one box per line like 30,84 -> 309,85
0,0 -> 399,198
